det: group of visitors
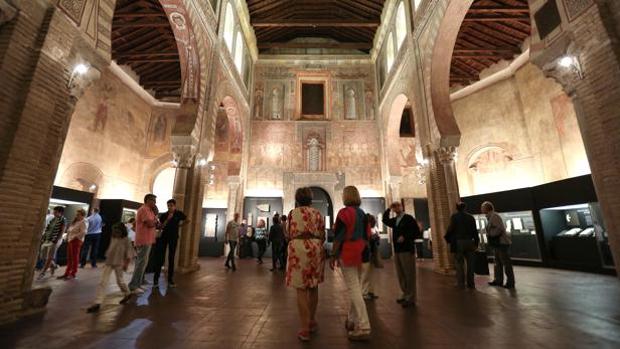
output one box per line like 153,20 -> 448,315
87,194 -> 190,312
225,186 -> 420,342
37,207 -> 103,280
444,201 -> 516,289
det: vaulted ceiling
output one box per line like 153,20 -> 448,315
450,0 -> 531,86
112,0 -> 181,101
247,0 -> 386,53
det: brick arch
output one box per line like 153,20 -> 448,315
95,0 -> 210,136
429,0 -> 474,146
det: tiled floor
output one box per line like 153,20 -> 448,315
1,258 -> 620,348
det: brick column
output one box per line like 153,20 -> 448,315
426,146 -> 459,274
531,4 -> 620,274
0,4 -> 103,323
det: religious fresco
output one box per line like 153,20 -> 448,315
55,68 -> 160,202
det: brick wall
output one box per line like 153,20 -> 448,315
567,5 -> 620,273
0,4 -> 88,323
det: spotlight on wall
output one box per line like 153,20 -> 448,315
556,54 -> 584,80
558,55 -> 575,68
73,63 -> 90,75
89,184 -> 97,192
198,158 -> 207,167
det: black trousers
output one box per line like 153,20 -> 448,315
271,241 -> 285,269
153,235 -> 178,283
455,239 -> 476,288
256,239 -> 267,262
80,234 -> 101,267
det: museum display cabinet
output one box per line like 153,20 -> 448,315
48,186 -> 94,265
463,175 -> 615,274
199,208 -> 227,257
473,210 -> 542,262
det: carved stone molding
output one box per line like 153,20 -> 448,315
437,146 -> 458,164
0,0 -> 17,25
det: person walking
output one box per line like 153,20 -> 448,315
38,206 -> 66,279
286,187 -> 326,342
269,214 -> 285,271
362,214 -> 380,300
80,208 -> 103,268
255,219 -> 268,264
382,201 -> 421,308
330,186 -> 372,341
87,223 -> 134,313
444,202 -> 480,289
128,194 -> 158,294
58,209 -> 87,280
482,201 -> 515,289
225,213 -> 240,271
153,199 -> 188,288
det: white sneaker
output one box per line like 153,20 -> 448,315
132,287 -> 145,295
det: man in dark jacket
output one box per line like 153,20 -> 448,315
268,214 -> 285,271
382,201 -> 421,308
444,202 -> 480,289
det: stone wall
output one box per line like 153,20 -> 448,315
452,63 -> 590,196
243,60 -> 383,206
55,67 -> 175,202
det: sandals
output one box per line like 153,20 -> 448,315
297,329 -> 310,342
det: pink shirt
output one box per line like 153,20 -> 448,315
135,205 -> 156,246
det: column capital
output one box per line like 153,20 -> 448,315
531,33 -> 584,96
171,135 -> 198,168
437,146 -> 458,164
389,175 -> 402,185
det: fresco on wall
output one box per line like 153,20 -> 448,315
146,110 -> 172,157
55,68 -> 155,202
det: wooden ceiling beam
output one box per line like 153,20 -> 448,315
258,41 -> 372,49
115,51 -> 178,59
251,19 -> 380,28
113,21 -> 171,29
468,7 -> 530,13
114,12 -> 166,18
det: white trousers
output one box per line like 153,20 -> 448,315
95,265 -> 129,304
341,265 -> 371,331
361,262 -> 374,295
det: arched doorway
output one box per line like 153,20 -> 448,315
310,186 -> 334,230
152,167 -> 177,212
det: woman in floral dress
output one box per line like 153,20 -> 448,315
286,187 -> 326,342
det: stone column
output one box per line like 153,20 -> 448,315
172,143 -> 200,273
0,4 -> 104,323
530,5 -> 620,274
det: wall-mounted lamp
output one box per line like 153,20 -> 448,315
88,184 -> 97,192
73,63 -> 90,75
556,54 -> 583,80
197,158 -> 207,167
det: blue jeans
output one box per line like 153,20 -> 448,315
80,234 -> 101,267
129,245 -> 152,290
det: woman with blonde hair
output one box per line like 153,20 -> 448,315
58,209 -> 87,280
330,185 -> 372,341
286,187 -> 326,342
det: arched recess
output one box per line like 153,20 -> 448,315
429,0 -> 474,146
386,93 -> 422,177
152,167 -> 177,212
57,162 -> 104,193
309,186 -> 334,229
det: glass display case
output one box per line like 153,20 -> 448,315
474,210 -> 542,262
539,203 -> 613,269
